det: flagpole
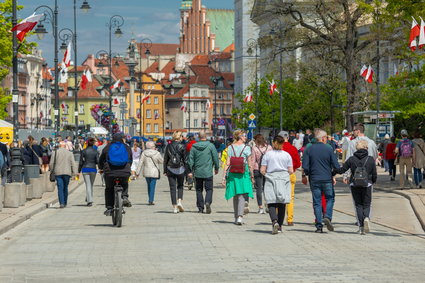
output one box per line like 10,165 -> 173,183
375,8 -> 381,142
12,0 -> 19,143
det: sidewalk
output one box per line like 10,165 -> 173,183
0,178 -> 83,236
374,167 -> 425,231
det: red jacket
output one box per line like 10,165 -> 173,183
385,143 -> 397,160
186,140 -> 197,153
282,142 -> 301,170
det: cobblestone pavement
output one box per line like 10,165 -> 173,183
0,172 -> 424,282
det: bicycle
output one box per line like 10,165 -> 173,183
112,178 -> 124,227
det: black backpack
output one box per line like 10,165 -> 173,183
353,156 -> 370,187
168,143 -> 183,168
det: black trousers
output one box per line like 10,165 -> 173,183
104,176 -> 129,208
351,186 -> 372,227
195,176 -> 213,210
253,170 -> 265,206
388,159 -> 396,178
268,203 -> 286,226
167,171 -> 185,205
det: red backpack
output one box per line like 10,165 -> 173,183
229,145 -> 246,174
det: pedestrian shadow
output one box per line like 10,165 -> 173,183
212,220 -> 235,224
246,229 -> 273,234
214,211 -> 234,214
254,222 -> 270,226
72,204 -> 91,207
86,224 -> 115,227
155,210 -> 175,214
368,231 -> 402,237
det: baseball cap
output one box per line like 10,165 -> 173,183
278,131 -> 289,138
401,129 -> 408,136
384,134 -> 390,139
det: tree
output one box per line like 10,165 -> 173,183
261,0 -> 399,130
0,0 -> 35,119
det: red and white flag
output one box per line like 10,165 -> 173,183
141,91 -> 151,104
360,65 -> 368,78
394,64 -> 399,76
60,62 -> 68,83
410,17 -> 420,51
62,42 -> 72,67
365,65 -> 374,83
113,97 -> 120,105
206,99 -> 212,109
243,92 -> 253,103
60,103 -> 67,109
110,79 -> 120,90
419,17 -> 425,49
80,69 -> 92,90
11,13 -> 43,42
268,80 -> 278,95
180,101 -> 187,112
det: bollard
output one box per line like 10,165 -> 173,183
24,165 -> 40,185
0,185 -> 4,211
26,184 -> 33,201
19,184 -> 26,206
30,178 -> 44,199
42,173 -> 48,192
46,175 -> 56,192
4,183 -> 24,208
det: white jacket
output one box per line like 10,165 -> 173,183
136,149 -> 163,178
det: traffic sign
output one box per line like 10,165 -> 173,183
249,113 -> 256,120
247,120 -> 257,129
218,125 -> 226,130
218,118 -> 226,125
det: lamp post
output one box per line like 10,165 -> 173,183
269,19 -> 284,131
208,52 -> 222,137
182,63 -> 191,135
247,38 -> 259,134
34,1 -> 60,134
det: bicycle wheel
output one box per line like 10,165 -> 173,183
115,189 -> 123,227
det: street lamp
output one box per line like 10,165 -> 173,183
182,63 -> 191,135
136,38 -> 152,138
208,52 -> 223,137
269,18 -> 284,131
247,38 -> 259,134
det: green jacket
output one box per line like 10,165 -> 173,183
188,140 -> 220,178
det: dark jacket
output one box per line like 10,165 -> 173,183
98,142 -> 132,178
163,141 -> 187,174
78,146 -> 99,173
333,149 -> 377,185
188,140 -> 220,178
302,142 -> 340,183
0,143 -> 9,168
24,145 -> 40,165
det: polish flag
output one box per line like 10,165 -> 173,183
269,80 -> 278,95
410,17 -> 420,51
60,103 -> 67,109
141,91 -> 151,104
419,17 -> 425,49
180,102 -> 187,112
243,92 -> 253,103
360,65 -> 368,78
47,68 -> 53,78
80,69 -> 92,90
11,13 -> 43,42
110,79 -> 120,90
113,97 -> 120,105
365,65 -> 374,83
60,62 -> 68,83
63,42 -> 72,67
206,99 -> 212,109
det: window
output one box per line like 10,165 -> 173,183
220,105 -> 224,115
154,109 -> 159,119
201,102 -> 206,112
154,123 -> 159,133
79,120 -> 84,126
218,80 -> 224,88
147,97 -> 151,104
186,119 -> 190,128
194,90 -> 198,96
194,102 -> 199,112
67,90 -> 73,97
171,88 -> 175,95
146,123 -> 151,133
201,90 -> 207,97
194,119 -> 198,128
79,104 -> 84,114
120,112 -> 124,120
227,105 -> 231,114
146,109 -> 151,119
154,97 -> 159,104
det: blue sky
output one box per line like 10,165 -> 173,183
19,0 -> 234,66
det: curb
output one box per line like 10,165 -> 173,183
374,186 -> 425,232
0,180 -> 84,236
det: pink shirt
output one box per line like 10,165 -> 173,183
252,144 -> 272,171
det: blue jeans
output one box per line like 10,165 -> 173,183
310,182 -> 335,228
146,177 -> 157,203
56,175 -> 71,205
413,168 -> 423,186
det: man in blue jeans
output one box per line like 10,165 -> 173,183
302,129 -> 340,233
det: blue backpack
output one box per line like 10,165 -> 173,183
107,142 -> 129,166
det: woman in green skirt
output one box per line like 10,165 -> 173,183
222,130 -> 254,225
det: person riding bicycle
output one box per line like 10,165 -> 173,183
99,132 -> 133,216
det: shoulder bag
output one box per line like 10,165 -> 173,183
229,145 -> 246,174
148,155 -> 161,180
50,149 -> 57,182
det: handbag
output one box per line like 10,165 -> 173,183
229,145 -> 246,174
148,156 -> 161,180
49,149 -> 57,182
31,147 -> 43,167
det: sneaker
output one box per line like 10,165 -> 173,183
315,227 -> 323,233
205,203 -> 212,214
358,227 -> 365,235
323,218 -> 334,231
59,204 -> 65,209
278,226 -> 282,233
243,202 -> 249,215
272,222 -> 279,234
122,198 -> 132,207
177,202 -> 185,212
198,208 -> 204,213
173,207 -> 179,214
148,202 -> 155,205
287,222 -> 294,226
104,208 -> 113,216
87,202 -> 93,207
390,177 -> 395,181
364,217 -> 370,233
236,216 -> 243,225
258,208 -> 265,214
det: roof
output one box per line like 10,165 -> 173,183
223,43 -> 235,53
138,43 -> 179,58
145,61 -> 160,73
206,9 -> 234,51
160,61 -> 176,81
190,55 -> 209,65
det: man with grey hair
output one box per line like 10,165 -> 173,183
302,129 -> 340,233
188,130 -> 220,213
